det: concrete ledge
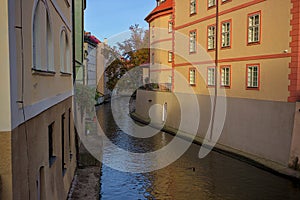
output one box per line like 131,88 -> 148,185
130,112 -> 300,182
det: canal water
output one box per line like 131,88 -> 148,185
96,97 -> 300,200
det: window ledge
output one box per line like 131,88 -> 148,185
246,87 -> 259,91
247,41 -> 260,46
32,68 -> 56,76
49,156 -> 57,167
60,71 -> 72,76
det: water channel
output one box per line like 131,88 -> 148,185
95,97 -> 300,200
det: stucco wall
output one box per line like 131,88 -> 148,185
0,0 -> 11,132
136,90 -> 295,165
0,132 -> 12,200
12,97 -> 76,200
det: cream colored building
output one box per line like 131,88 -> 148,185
146,0 -> 174,89
139,0 -> 300,172
0,0 -> 79,199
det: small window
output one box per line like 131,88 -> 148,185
61,114 -> 66,174
168,21 -> 173,33
68,109 -> 72,160
189,30 -> 197,53
247,65 -> 259,88
208,0 -> 216,8
48,122 -> 56,167
190,0 -> 197,15
189,68 -> 196,85
248,12 -> 260,44
208,25 -> 216,50
152,25 -> 155,38
207,67 -> 215,86
168,51 -> 173,63
220,66 -> 230,87
221,21 -> 231,48
151,52 -> 155,65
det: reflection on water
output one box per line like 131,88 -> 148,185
96,97 -> 300,200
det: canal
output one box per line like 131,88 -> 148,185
96,97 -> 300,200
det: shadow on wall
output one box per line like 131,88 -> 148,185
0,175 -> 2,198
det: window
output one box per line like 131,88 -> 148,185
189,68 -> 196,85
151,52 -> 155,65
221,21 -> 231,48
220,66 -> 231,87
152,25 -> 155,38
68,109 -> 72,159
247,64 -> 259,88
48,122 -> 56,167
208,0 -> 216,8
61,114 -> 66,174
168,21 -> 173,33
190,0 -> 197,15
60,29 -> 71,73
207,67 -> 215,86
189,30 -> 197,53
208,25 -> 216,50
168,51 -> 173,63
248,12 -> 260,44
33,0 -> 54,72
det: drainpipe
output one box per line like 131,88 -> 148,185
210,0 -> 219,140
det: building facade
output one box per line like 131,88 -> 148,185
0,0 -> 84,199
139,0 -> 300,172
145,0 -> 174,89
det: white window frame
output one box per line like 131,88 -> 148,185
247,65 -> 259,88
208,0 -> 216,8
168,21 -> 173,33
168,51 -> 173,62
221,67 -> 230,87
208,25 -> 216,50
190,0 -> 196,15
189,68 -> 196,85
207,67 -> 215,86
221,21 -> 231,48
189,30 -> 197,53
248,13 -> 260,43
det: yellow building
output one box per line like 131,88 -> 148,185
0,0 -> 83,199
139,0 -> 300,172
146,0 -> 174,89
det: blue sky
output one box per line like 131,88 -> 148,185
84,0 -> 156,45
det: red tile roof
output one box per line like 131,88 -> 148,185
145,0 -> 173,22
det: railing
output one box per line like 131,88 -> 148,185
140,83 -> 172,92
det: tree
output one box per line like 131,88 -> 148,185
105,24 -> 149,92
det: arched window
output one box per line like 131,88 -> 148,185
60,29 -> 70,73
32,0 -> 54,72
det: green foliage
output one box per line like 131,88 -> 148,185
105,24 -> 149,92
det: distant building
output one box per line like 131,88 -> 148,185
83,32 -> 101,87
138,0 -> 300,172
0,0 -> 85,199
